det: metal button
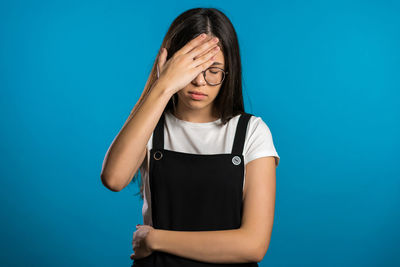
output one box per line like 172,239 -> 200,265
232,156 -> 241,165
153,151 -> 163,160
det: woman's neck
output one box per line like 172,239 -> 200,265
172,105 -> 220,123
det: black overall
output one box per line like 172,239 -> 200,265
132,111 -> 258,267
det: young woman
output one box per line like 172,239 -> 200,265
101,7 -> 280,267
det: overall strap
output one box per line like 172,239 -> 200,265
152,111 -> 165,150
231,113 -> 253,155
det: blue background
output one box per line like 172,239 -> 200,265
1,0 -> 399,266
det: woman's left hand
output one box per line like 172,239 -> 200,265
130,224 -> 155,260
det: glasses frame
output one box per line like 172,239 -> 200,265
201,67 -> 228,86
156,65 -> 228,86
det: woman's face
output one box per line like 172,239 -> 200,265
176,35 -> 225,114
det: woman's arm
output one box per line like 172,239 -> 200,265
102,35 -> 220,192
147,156 -> 277,264
101,79 -> 174,191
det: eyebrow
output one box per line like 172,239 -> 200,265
211,62 -> 223,66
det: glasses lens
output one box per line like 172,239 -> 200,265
205,67 -> 224,85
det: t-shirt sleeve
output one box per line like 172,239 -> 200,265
244,116 -> 280,167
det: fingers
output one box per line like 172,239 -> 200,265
190,45 -> 220,69
187,36 -> 219,61
194,55 -> 217,73
174,33 -> 208,57
133,226 -> 150,242
133,239 -> 140,249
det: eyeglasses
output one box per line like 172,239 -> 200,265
156,65 -> 228,86
201,67 -> 228,86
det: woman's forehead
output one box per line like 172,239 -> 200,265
212,51 -> 225,66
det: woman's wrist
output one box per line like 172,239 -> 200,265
152,78 -> 176,98
147,228 -> 159,251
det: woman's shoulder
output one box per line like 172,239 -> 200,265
246,113 -> 275,139
240,112 -> 269,130
242,112 -> 280,166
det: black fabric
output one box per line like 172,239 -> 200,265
132,112 -> 258,266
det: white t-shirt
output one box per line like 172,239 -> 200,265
139,110 -> 280,226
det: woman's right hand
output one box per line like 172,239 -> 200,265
156,33 -> 221,94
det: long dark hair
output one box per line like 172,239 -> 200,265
129,7 -> 246,199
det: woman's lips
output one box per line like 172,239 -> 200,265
189,92 -> 207,100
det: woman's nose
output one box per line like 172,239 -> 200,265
192,72 -> 207,86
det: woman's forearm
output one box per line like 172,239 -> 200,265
100,79 -> 173,191
147,228 -> 260,264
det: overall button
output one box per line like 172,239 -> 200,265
154,151 -> 163,160
232,156 -> 241,165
